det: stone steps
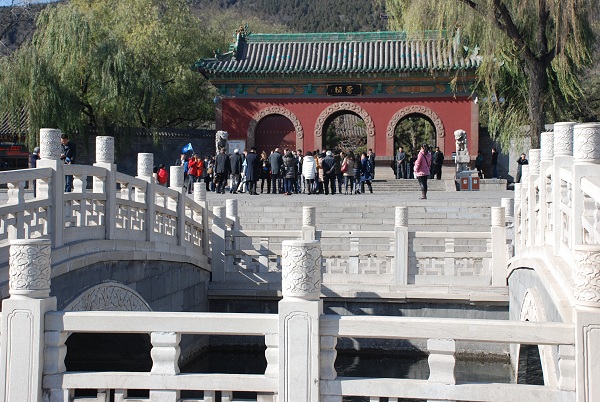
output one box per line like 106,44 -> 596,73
370,178 -> 449,192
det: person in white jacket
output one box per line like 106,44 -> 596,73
302,152 -> 317,195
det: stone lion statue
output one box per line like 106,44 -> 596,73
454,129 -> 467,152
215,131 -> 229,155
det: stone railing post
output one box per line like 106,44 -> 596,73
150,332 -> 181,402
302,206 -> 316,241
521,165 -> 531,248
572,245 -> 600,402
491,207 -> 507,286
527,149 -> 541,246
501,198 -> 515,258
226,199 -> 239,271
279,240 -> 322,402
36,128 -> 65,248
211,206 -> 226,282
513,183 -> 522,255
540,131 -> 554,246
93,136 -> 116,240
262,332 -> 279,401
193,185 -> 210,257
169,166 -> 185,247
572,123 -> 600,248
553,122 -> 575,256
137,153 -> 156,242
0,239 -> 56,402
394,206 -> 409,285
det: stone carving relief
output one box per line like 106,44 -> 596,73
528,149 -> 541,175
395,206 -> 408,227
541,132 -> 554,161
64,282 -> 152,312
315,102 -> 375,137
39,129 -> 63,160
95,136 -> 115,164
137,153 -> 154,178
248,107 -> 304,140
386,105 -> 445,139
573,123 -> 600,162
573,247 -> 600,306
9,240 -> 52,297
281,241 -> 321,300
553,122 -> 575,156
170,166 -> 185,188
303,207 -> 316,226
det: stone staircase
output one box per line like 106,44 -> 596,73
370,178 -> 450,192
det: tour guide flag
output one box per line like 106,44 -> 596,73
182,143 -> 193,153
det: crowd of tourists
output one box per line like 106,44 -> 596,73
172,147 -> 378,195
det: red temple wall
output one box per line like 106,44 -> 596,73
220,97 -> 478,159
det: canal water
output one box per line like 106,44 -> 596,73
179,347 -> 512,401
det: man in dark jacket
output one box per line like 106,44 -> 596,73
431,147 -> 444,180
269,148 -> 284,194
229,149 -> 243,194
214,147 -> 230,194
60,133 -> 77,192
245,147 -> 260,195
321,150 -> 336,195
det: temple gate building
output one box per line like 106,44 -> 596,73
195,29 -> 481,164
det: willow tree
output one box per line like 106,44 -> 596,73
386,0 -> 598,147
0,0 -> 215,148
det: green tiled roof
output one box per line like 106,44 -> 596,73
195,31 -> 481,77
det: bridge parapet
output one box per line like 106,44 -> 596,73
0,130 -> 210,298
513,121 -> 600,401
0,237 -> 576,401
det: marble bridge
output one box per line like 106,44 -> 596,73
0,123 -> 599,402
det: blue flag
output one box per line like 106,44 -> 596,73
182,143 -> 193,153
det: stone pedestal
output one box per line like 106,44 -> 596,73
394,206 -> 409,285
0,239 -> 57,402
279,240 -> 322,402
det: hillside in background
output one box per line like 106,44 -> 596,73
192,0 -> 387,33
1,0 -> 387,57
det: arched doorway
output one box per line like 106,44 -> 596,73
314,102 -> 375,152
323,112 -> 367,154
393,115 -> 436,158
254,114 -> 296,154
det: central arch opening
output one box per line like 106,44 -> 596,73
394,114 -> 436,157
323,112 -> 367,154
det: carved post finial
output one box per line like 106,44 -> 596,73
169,166 -> 184,189
39,129 -> 62,160
553,122 -> 576,157
194,185 -> 206,202
573,123 -> 600,163
501,198 -> 514,218
137,153 -> 154,179
528,149 -> 541,175
395,206 -> 408,227
281,240 -> 321,300
491,207 -> 506,227
573,245 -> 600,307
9,239 -> 52,298
95,136 -> 115,164
541,131 -> 554,161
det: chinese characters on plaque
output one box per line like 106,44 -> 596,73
326,84 -> 362,96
